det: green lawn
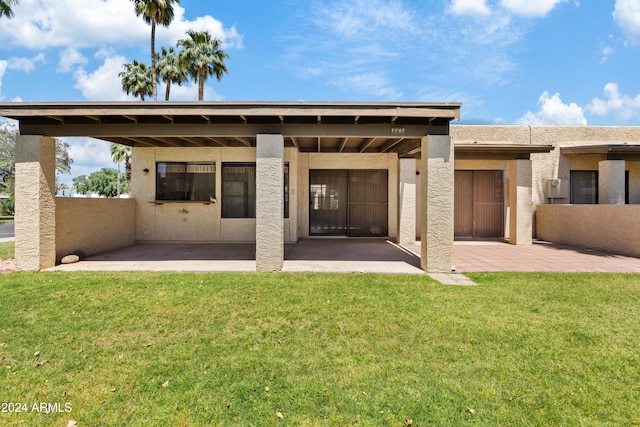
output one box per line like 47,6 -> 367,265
0,241 -> 14,260
1,272 -> 639,426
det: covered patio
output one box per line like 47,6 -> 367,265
1,101 -> 462,273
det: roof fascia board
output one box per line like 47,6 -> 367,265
19,122 -> 449,139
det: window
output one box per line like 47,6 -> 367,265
284,163 -> 290,219
570,171 -> 598,204
221,162 -> 290,218
156,162 -> 216,201
222,163 -> 256,218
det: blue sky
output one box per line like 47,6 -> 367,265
1,0 -> 640,189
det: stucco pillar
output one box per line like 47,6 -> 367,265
15,135 -> 56,271
398,158 -> 417,245
420,135 -> 454,273
599,160 -> 625,204
508,159 -> 533,246
256,134 -> 284,272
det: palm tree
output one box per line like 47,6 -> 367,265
156,46 -> 187,101
132,0 -> 180,101
56,183 -> 69,196
110,143 -> 132,196
0,0 -> 18,18
178,30 -> 229,101
119,60 -> 153,101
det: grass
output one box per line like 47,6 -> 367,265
0,241 -> 14,260
0,272 -> 639,426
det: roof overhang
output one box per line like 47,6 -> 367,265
561,144 -> 640,161
0,101 -> 461,155
454,143 -> 554,160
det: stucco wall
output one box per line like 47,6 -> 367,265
453,125 -> 640,206
537,204 -> 640,257
55,197 -> 136,262
130,146 -> 299,243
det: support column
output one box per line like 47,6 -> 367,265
15,135 -> 56,271
398,158 -> 417,245
420,135 -> 454,273
256,134 -> 284,272
508,159 -> 533,246
599,160 -> 625,204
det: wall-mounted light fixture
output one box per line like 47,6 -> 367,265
143,168 -> 149,174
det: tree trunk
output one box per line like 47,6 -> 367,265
125,158 -> 132,187
165,80 -> 171,101
198,68 -> 205,101
151,21 -> 158,102
116,161 -> 121,197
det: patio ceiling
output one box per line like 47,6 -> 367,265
0,101 -> 461,156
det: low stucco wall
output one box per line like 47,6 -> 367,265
55,197 -> 136,262
537,204 -> 640,257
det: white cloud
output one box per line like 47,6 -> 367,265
67,137 -> 114,169
587,83 -> 640,120
0,0 -> 242,50
73,52 -> 129,101
166,82 -> 224,102
500,0 -> 567,17
61,137 -> 117,189
168,13 -> 243,49
314,0 -> 418,39
600,45 -> 614,64
0,55 -> 44,98
613,0 -> 640,44
450,0 -> 491,16
7,54 -> 45,72
0,61 -> 6,96
58,48 -> 88,73
517,91 -> 587,125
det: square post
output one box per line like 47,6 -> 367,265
15,135 -> 57,270
398,158 -> 417,245
420,135 -> 454,273
599,160 -> 626,204
256,134 -> 284,272
508,159 -> 533,245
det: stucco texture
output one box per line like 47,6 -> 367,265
56,198 -> 136,262
15,136 -> 56,271
130,146 -> 299,244
537,205 -> 640,257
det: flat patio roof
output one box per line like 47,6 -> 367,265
0,101 -> 461,156
561,144 -> 640,161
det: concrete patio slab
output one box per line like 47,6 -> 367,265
48,239 -> 425,274
428,273 -> 478,286
407,240 -> 640,273
45,238 -> 640,274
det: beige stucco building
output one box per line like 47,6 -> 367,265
2,102 -> 640,272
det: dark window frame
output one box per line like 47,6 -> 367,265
570,170 -> 598,204
221,162 -> 290,219
155,162 -> 216,201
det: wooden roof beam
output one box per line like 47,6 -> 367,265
378,138 -> 404,153
358,138 -> 376,153
235,137 -> 252,147
338,137 -> 349,153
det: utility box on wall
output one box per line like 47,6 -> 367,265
546,179 -> 568,200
